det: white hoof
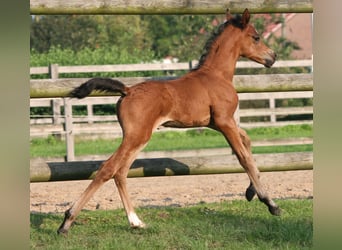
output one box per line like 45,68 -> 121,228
128,212 -> 146,228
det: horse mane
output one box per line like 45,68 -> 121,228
191,14 -> 244,71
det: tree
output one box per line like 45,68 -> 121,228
30,15 -> 100,53
30,14 -> 224,61
30,15 -> 153,54
143,14 -> 223,60
30,14 -> 300,62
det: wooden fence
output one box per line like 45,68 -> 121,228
30,1 -> 313,182
30,60 -> 313,161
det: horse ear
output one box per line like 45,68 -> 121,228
241,8 -> 250,28
226,8 -> 234,22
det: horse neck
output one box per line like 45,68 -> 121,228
199,27 -> 241,81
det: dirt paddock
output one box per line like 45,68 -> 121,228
30,170 -> 313,214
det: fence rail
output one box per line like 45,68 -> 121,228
30,74 -> 313,98
30,0 -> 313,15
30,60 -> 313,76
30,151 -> 313,182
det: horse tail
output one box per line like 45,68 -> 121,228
70,78 -> 128,99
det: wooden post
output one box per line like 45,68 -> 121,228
63,98 -> 75,161
269,97 -> 276,123
52,98 -> 62,124
48,64 -> 59,79
87,103 -> 94,124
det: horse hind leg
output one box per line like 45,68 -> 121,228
238,128 -> 280,215
217,119 -> 281,216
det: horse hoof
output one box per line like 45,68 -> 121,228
245,186 -> 256,201
57,228 -> 68,236
131,224 -> 146,229
269,206 -> 281,216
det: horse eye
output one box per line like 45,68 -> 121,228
253,35 -> 260,42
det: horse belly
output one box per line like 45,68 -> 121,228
162,118 -> 209,128
162,107 -> 211,128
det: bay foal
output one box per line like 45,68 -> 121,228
58,9 -> 280,235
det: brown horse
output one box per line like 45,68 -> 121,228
58,9 -> 280,235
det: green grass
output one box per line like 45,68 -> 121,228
30,124 -> 313,158
30,199 -> 313,249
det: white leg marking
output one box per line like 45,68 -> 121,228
128,212 -> 146,228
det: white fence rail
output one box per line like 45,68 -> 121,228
30,59 -> 313,77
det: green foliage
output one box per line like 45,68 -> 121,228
93,104 -> 116,115
245,124 -> 312,140
30,106 -> 52,117
276,98 -> 313,107
31,15 -> 224,61
30,45 -> 157,79
30,15 -> 152,54
30,199 -> 312,249
30,13 -> 303,67
143,15 -> 223,60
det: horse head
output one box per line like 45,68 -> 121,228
227,9 -> 276,68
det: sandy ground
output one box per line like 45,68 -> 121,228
30,170 -> 313,214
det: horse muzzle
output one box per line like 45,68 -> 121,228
264,51 -> 277,68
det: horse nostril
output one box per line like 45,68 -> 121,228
268,50 -> 276,59
274,52 -> 277,59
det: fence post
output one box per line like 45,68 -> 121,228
189,60 -> 193,70
49,64 -> 59,79
49,64 -> 61,125
52,98 -> 62,124
87,103 -> 94,124
269,97 -> 276,123
63,98 -> 75,161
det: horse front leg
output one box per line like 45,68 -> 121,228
215,118 -> 281,216
238,128 -> 257,201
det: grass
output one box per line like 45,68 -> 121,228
30,199 -> 313,249
30,124 -> 313,158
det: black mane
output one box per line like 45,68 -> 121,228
191,14 -> 244,71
